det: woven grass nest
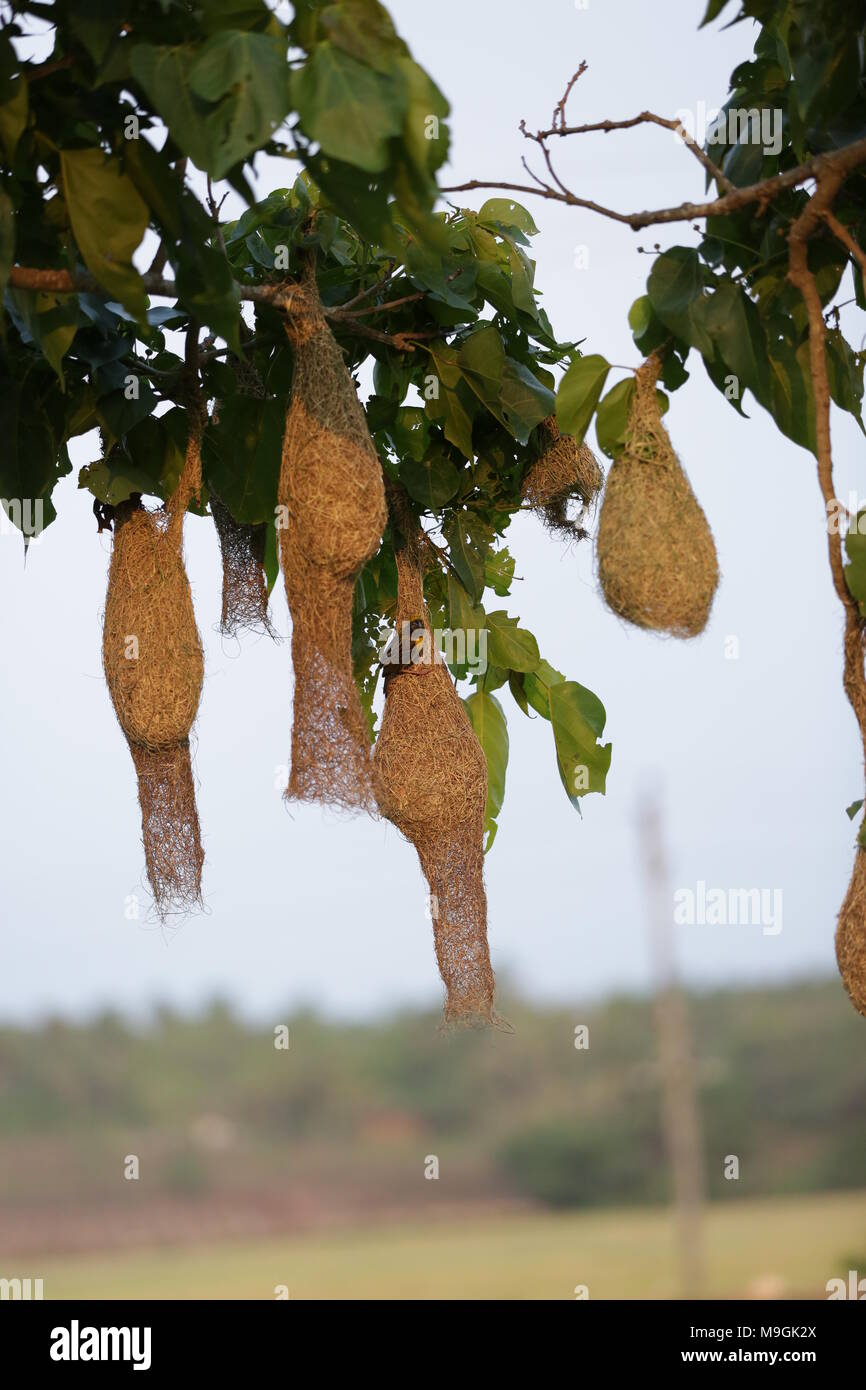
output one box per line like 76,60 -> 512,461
278,264 -> 387,811
372,488 -> 496,1025
522,414 -> 603,540
596,356 -> 719,638
103,417 -> 205,916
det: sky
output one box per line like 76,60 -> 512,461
2,0 -> 864,1024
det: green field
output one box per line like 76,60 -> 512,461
33,1190 -> 866,1300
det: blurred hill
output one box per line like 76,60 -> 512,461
1,978 -> 865,1257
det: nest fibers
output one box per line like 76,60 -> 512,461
278,265 -> 387,810
596,356 -> 719,637
211,355 -> 275,639
521,414 -> 603,540
836,849 -> 866,1017
372,489 -> 496,1024
102,407 -> 205,916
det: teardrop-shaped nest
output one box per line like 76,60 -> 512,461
279,268 -> 387,811
596,357 -> 719,638
103,497 -> 205,916
372,488 -> 495,1025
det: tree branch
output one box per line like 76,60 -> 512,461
7,267 -> 437,351
788,175 -> 866,778
823,209 -> 866,279
442,136 -> 866,231
523,108 -> 736,196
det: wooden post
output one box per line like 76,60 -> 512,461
638,791 -> 705,1298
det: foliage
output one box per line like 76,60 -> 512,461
557,0 -> 866,470
0,0 -> 611,832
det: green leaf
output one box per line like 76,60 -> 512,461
203,395 -> 283,523
400,451 -> 460,508
0,188 -> 12,295
556,354 -> 611,442
594,378 -> 636,459
476,199 -> 539,237
175,245 -> 241,352
443,512 -> 487,602
424,342 -> 476,458
60,149 -> 148,318
846,799 -> 864,821
648,247 -> 713,356
0,77 -> 27,162
768,338 -> 816,454
187,31 -> 291,176
523,658 -> 564,719
485,547 -> 515,597
508,669 -> 530,716
4,290 -> 80,385
463,690 -> 508,852
458,325 -> 552,444
549,681 -> 612,806
844,510 -> 866,617
397,55 -> 449,178
702,282 -> 771,409
485,610 -> 540,673
293,42 -> 407,174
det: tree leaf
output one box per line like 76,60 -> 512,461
0,187 -> 12,295
548,680 -> 612,806
187,30 -> 291,177
202,395 -> 283,523
0,77 -> 27,163
293,41 -> 407,174
556,354 -> 610,442
844,510 -> 866,617
463,690 -> 509,852
400,451 -> 460,508
476,198 -> 539,237
60,149 -> 148,318
594,378 -> 636,459
485,610 -> 540,672
443,512 -> 487,602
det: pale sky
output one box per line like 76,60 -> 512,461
2,0 -> 863,1023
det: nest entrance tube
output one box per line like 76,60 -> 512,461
372,488 -> 496,1024
278,266 -> 387,811
596,356 -> 719,637
211,356 -> 275,639
211,491 -> 274,639
102,375 -> 206,918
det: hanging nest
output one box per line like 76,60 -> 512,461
211,355 -> 275,639
211,490 -> 275,639
102,387 -> 205,916
596,356 -> 719,637
278,263 -> 387,811
521,414 -> 603,541
372,487 -> 496,1025
836,849 -> 866,1017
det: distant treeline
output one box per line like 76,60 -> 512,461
1,979 -> 864,1211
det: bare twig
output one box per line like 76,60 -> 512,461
523,107 -> 735,196
552,64 -> 588,130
